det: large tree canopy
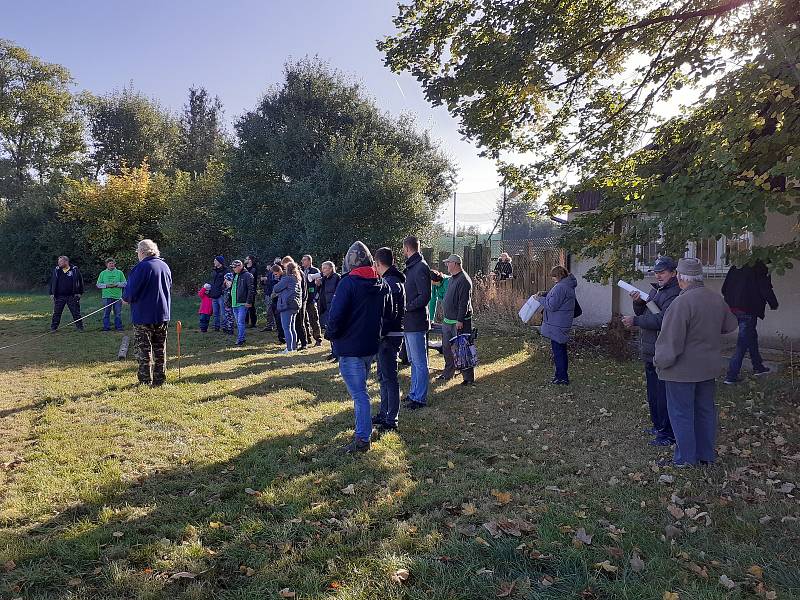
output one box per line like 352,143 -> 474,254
226,58 -> 457,261
381,0 -> 799,277
0,39 -> 84,199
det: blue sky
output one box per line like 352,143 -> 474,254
3,0 -> 501,200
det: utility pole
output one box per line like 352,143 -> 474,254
500,185 -> 507,247
452,191 -> 457,254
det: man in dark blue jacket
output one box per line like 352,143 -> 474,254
372,247 -> 406,433
622,256 -> 679,446
401,236 -> 431,409
48,255 -> 85,332
325,241 -> 391,453
123,239 -> 172,386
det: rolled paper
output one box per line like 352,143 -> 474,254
617,280 -> 650,302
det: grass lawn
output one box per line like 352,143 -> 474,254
0,292 -> 798,600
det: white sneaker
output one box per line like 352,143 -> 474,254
280,349 -> 291,354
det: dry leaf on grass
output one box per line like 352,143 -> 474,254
594,560 -> 618,573
244,487 -> 261,496
66,578 -> 82,587
667,504 -> 685,519
573,527 -> 593,546
168,571 -> 196,582
496,580 -> 516,597
112,531 -> 124,538
747,565 -> 764,579
2,560 -> 15,573
629,553 -> 645,573
340,484 -> 355,495
719,574 -> 736,590
687,562 -> 708,579
391,568 -> 410,584
663,592 -> 679,600
491,490 -> 512,505
461,502 -> 477,516
278,589 -> 296,598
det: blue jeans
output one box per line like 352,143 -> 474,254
376,337 -> 402,426
233,305 -> 248,343
211,297 -> 225,330
199,313 -> 210,332
645,361 -> 674,441
403,331 -> 429,404
339,355 -> 374,441
280,310 -> 298,350
727,313 -> 764,379
103,297 -> 123,330
665,379 -> 716,465
551,340 -> 569,382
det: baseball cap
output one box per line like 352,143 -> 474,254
230,259 -> 243,268
443,254 -> 462,265
652,256 -> 676,272
224,273 -> 233,281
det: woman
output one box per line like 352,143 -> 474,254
494,252 -> 513,280
538,266 -> 577,385
273,262 -> 302,353
245,255 -> 259,328
428,269 -> 450,322
317,260 -> 341,329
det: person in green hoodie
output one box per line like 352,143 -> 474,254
428,269 -> 450,322
96,257 -> 126,331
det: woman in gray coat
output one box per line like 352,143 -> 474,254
537,266 -> 577,384
273,262 -> 302,353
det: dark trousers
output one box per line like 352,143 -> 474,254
273,299 -> 285,343
645,361 -> 674,441
134,323 -> 168,386
263,298 -> 276,329
199,313 -> 211,332
550,340 -> 569,382
51,295 -> 83,331
376,336 -> 403,426
246,304 -> 258,327
441,320 -> 474,382
306,300 -> 322,342
665,379 -> 717,465
297,304 -> 308,347
727,313 -> 764,379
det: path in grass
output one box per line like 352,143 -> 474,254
0,293 -> 798,599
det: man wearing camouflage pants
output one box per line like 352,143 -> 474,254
123,239 -> 172,386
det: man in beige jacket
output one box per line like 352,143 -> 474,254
654,258 -> 738,466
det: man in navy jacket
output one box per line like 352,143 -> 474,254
325,241 -> 391,453
123,239 -> 172,386
48,256 -> 85,332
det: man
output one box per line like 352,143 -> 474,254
260,258 -> 281,331
654,258 -> 738,467
208,256 -> 227,332
401,236 -> 432,410
96,257 -> 127,331
622,256 -> 679,447
49,256 -> 85,332
722,260 -> 779,384
440,254 -> 475,385
230,259 -> 255,346
325,241 -> 391,453
244,255 -> 259,328
317,260 -> 341,329
301,254 -> 323,346
123,239 -> 172,386
372,247 -> 406,433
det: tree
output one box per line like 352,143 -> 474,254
381,0 -> 799,274
176,87 -> 227,177
0,39 -> 84,199
226,58 -> 457,259
161,159 -> 233,291
497,191 -> 559,240
85,86 -> 179,176
60,163 -> 171,272
561,28 -> 800,282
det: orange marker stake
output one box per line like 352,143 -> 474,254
176,320 -> 182,381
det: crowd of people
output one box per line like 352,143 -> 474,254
45,239 -> 779,463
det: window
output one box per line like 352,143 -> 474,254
636,232 -> 753,277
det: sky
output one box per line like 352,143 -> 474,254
3,0 -> 503,208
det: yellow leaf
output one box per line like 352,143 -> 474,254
594,560 -> 618,573
748,565 -> 764,579
209,521 -> 222,529
491,490 -> 512,505
663,592 -> 680,600
461,502 -> 478,516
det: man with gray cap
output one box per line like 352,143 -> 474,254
440,253 -> 475,385
654,257 -> 737,467
622,256 -> 679,446
325,241 -> 391,453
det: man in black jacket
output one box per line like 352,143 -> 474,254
402,236 -> 432,410
301,254 -> 323,346
622,256 -> 679,446
372,247 -> 406,432
230,259 -> 255,345
49,256 -> 85,331
208,256 -> 227,332
440,254 -> 475,385
722,260 -> 779,384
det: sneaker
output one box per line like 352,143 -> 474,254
405,400 -> 426,411
341,438 -> 370,454
554,379 -> 569,385
279,349 -> 291,354
723,377 -> 739,385
649,438 -> 675,447
753,366 -> 771,377
436,374 -> 453,381
643,427 -> 657,436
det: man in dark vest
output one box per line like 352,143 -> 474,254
48,255 -> 85,332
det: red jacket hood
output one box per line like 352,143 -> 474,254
349,266 -> 378,279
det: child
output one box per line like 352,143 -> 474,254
222,273 -> 235,334
198,283 -> 213,332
